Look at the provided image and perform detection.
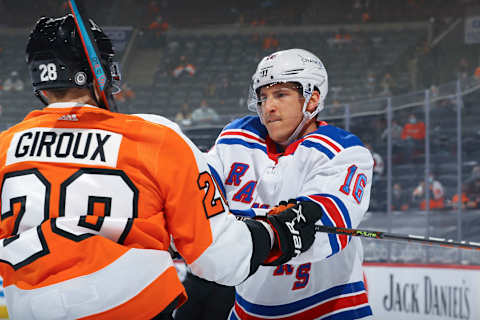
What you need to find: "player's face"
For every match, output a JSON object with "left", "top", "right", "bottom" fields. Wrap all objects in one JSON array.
[{"left": 259, "top": 83, "right": 305, "bottom": 144}]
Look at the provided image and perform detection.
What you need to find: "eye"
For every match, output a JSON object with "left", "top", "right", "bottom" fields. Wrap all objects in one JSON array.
[
  {"left": 258, "top": 96, "right": 267, "bottom": 106},
  {"left": 275, "top": 92, "right": 286, "bottom": 99}
]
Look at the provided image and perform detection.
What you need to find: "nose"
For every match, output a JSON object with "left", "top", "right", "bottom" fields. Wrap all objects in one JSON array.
[{"left": 262, "top": 96, "right": 276, "bottom": 113}]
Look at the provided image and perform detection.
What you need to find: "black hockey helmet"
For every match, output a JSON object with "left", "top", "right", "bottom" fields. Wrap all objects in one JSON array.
[{"left": 26, "top": 14, "right": 120, "bottom": 109}]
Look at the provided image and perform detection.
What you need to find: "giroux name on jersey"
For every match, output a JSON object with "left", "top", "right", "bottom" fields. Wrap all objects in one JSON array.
[
  {"left": 6, "top": 128, "right": 123, "bottom": 167},
  {"left": 15, "top": 131, "right": 110, "bottom": 161}
]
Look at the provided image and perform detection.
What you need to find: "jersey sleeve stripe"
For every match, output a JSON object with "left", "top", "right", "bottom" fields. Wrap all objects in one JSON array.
[
  {"left": 318, "top": 194, "right": 353, "bottom": 228},
  {"left": 307, "top": 134, "right": 342, "bottom": 152},
  {"left": 233, "top": 281, "right": 370, "bottom": 319},
  {"left": 298, "top": 196, "right": 339, "bottom": 254},
  {"left": 229, "top": 310, "right": 240, "bottom": 320},
  {"left": 305, "top": 194, "right": 353, "bottom": 252},
  {"left": 220, "top": 130, "right": 265, "bottom": 144},
  {"left": 217, "top": 138, "right": 267, "bottom": 154},
  {"left": 299, "top": 141, "right": 335, "bottom": 159}
]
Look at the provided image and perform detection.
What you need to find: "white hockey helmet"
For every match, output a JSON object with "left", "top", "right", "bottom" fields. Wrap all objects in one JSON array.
[
  {"left": 248, "top": 48, "right": 328, "bottom": 114},
  {"left": 247, "top": 48, "right": 328, "bottom": 144}
]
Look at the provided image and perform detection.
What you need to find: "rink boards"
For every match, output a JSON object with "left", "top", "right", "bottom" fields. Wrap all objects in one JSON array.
[{"left": 364, "top": 263, "right": 480, "bottom": 320}]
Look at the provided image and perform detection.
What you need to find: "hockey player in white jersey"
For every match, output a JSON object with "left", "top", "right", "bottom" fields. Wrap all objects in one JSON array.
[{"left": 207, "top": 48, "right": 374, "bottom": 319}]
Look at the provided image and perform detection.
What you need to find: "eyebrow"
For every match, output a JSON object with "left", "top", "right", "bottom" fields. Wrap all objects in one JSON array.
[{"left": 260, "top": 87, "right": 294, "bottom": 95}]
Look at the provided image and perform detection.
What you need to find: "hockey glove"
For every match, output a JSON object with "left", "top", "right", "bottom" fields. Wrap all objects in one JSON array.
[{"left": 257, "top": 199, "right": 321, "bottom": 266}]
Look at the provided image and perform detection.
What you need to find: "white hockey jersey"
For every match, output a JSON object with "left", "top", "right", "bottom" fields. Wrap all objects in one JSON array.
[{"left": 207, "top": 116, "right": 374, "bottom": 320}]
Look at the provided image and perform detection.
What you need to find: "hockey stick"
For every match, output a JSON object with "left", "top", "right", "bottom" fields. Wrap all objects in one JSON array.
[
  {"left": 68, "top": 0, "right": 116, "bottom": 111},
  {"left": 315, "top": 225, "right": 480, "bottom": 251}
]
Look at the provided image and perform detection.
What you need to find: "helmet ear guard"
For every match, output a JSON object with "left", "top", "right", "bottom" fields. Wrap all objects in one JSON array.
[{"left": 25, "top": 14, "right": 119, "bottom": 110}]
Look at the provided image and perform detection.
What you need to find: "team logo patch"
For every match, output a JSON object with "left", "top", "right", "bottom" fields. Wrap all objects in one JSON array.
[{"left": 74, "top": 72, "right": 87, "bottom": 86}]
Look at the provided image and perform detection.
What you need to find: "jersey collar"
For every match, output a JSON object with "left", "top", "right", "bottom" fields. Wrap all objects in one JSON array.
[
  {"left": 265, "top": 121, "right": 329, "bottom": 162},
  {"left": 47, "top": 102, "right": 99, "bottom": 109}
]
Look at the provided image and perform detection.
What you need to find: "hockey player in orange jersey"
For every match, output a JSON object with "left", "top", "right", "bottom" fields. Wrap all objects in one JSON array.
[{"left": 0, "top": 15, "right": 322, "bottom": 319}]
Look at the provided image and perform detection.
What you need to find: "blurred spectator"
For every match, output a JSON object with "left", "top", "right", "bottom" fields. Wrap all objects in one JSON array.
[
  {"left": 366, "top": 143, "right": 384, "bottom": 179},
  {"left": 474, "top": 66, "right": 480, "bottom": 82},
  {"left": 464, "top": 165, "right": 480, "bottom": 209},
  {"left": 411, "top": 173, "right": 445, "bottom": 210},
  {"left": 473, "top": 66, "right": 480, "bottom": 80},
  {"left": 191, "top": 99, "right": 219, "bottom": 124},
  {"left": 379, "top": 72, "right": 396, "bottom": 96},
  {"left": 149, "top": 15, "right": 169, "bottom": 35},
  {"left": 250, "top": 18, "right": 266, "bottom": 27},
  {"left": 3, "top": 71, "right": 24, "bottom": 92},
  {"left": 381, "top": 119, "right": 403, "bottom": 143},
  {"left": 401, "top": 114, "right": 425, "bottom": 140},
  {"left": 365, "top": 71, "right": 376, "bottom": 97},
  {"left": 172, "top": 56, "right": 196, "bottom": 79},
  {"left": 401, "top": 113, "right": 425, "bottom": 162},
  {"left": 429, "top": 84, "right": 439, "bottom": 99},
  {"left": 114, "top": 83, "right": 135, "bottom": 104},
  {"left": 175, "top": 103, "right": 192, "bottom": 126},
  {"left": 262, "top": 33, "right": 279, "bottom": 51},
  {"left": 330, "top": 28, "right": 353, "bottom": 48},
  {"left": 451, "top": 185, "right": 471, "bottom": 210},
  {"left": 361, "top": 12, "right": 371, "bottom": 23},
  {"left": 147, "top": 0, "right": 161, "bottom": 17},
  {"left": 217, "top": 76, "right": 231, "bottom": 100},
  {"left": 147, "top": 15, "right": 169, "bottom": 47},
  {"left": 392, "top": 183, "right": 409, "bottom": 211}
]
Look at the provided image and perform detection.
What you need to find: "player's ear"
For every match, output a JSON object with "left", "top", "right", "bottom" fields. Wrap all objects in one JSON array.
[{"left": 306, "top": 91, "right": 320, "bottom": 113}]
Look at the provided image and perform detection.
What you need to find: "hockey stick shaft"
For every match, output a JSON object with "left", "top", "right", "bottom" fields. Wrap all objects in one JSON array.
[
  {"left": 315, "top": 225, "right": 480, "bottom": 251},
  {"left": 68, "top": 0, "right": 113, "bottom": 110}
]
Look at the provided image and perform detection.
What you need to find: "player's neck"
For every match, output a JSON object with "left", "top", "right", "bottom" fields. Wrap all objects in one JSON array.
[{"left": 45, "top": 92, "right": 98, "bottom": 107}]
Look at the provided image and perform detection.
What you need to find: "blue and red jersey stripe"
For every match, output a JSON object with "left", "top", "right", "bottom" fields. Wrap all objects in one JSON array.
[{"left": 229, "top": 281, "right": 371, "bottom": 320}]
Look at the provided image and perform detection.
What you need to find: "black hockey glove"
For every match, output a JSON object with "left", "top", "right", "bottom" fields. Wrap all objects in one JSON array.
[{"left": 257, "top": 199, "right": 322, "bottom": 266}]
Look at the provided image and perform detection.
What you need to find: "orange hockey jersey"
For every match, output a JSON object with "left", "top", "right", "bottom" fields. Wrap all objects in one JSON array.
[{"left": 0, "top": 103, "right": 262, "bottom": 319}]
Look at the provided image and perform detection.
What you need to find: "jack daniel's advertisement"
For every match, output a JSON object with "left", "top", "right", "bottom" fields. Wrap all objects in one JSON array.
[{"left": 364, "top": 264, "right": 480, "bottom": 320}]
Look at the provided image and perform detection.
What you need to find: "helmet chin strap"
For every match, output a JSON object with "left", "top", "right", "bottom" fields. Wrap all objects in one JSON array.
[
  {"left": 280, "top": 93, "right": 318, "bottom": 147},
  {"left": 35, "top": 90, "right": 49, "bottom": 106}
]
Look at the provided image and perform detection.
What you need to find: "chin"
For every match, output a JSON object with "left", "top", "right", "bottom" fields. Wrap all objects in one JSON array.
[{"left": 269, "top": 134, "right": 288, "bottom": 145}]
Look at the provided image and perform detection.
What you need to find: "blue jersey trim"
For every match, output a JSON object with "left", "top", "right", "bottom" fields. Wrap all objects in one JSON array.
[
  {"left": 229, "top": 310, "right": 239, "bottom": 320},
  {"left": 300, "top": 194, "right": 352, "bottom": 257},
  {"left": 323, "top": 305, "right": 373, "bottom": 320},
  {"left": 223, "top": 116, "right": 267, "bottom": 139},
  {"left": 318, "top": 193, "right": 352, "bottom": 228},
  {"left": 312, "top": 125, "right": 364, "bottom": 149},
  {"left": 230, "top": 208, "right": 256, "bottom": 218},
  {"left": 300, "top": 140, "right": 335, "bottom": 159},
  {"left": 235, "top": 281, "right": 367, "bottom": 316},
  {"left": 208, "top": 164, "right": 227, "bottom": 200},
  {"left": 217, "top": 138, "right": 267, "bottom": 153},
  {"left": 298, "top": 195, "right": 338, "bottom": 255}
]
